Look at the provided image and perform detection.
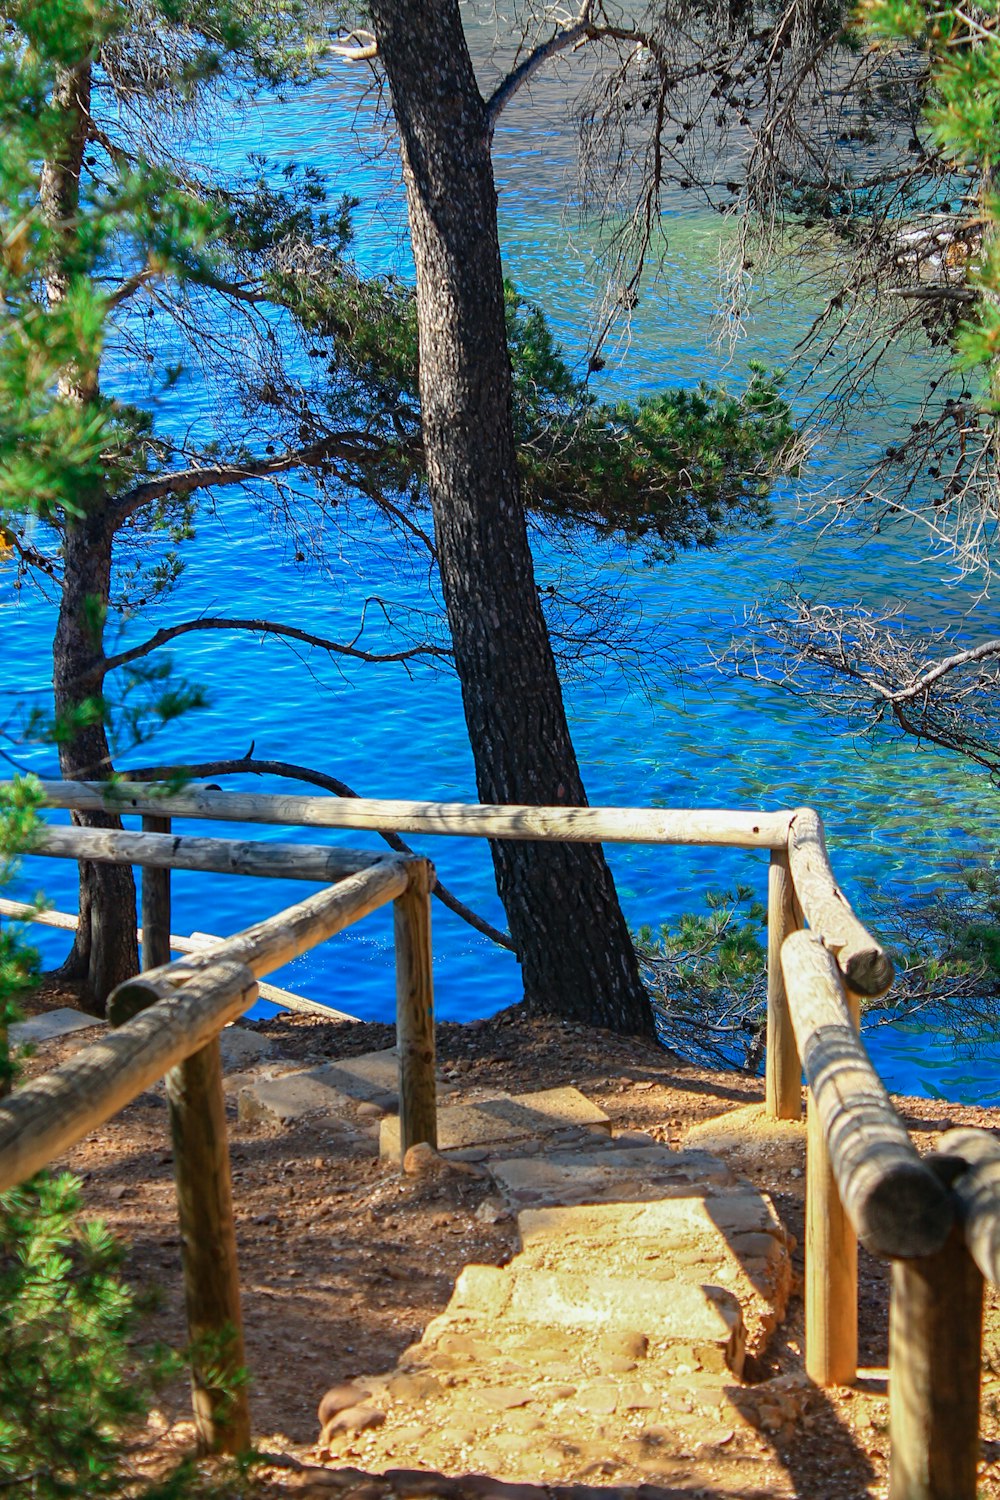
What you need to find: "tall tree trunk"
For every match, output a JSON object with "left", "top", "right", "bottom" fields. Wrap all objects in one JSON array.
[
  {"left": 51, "top": 518, "right": 139, "bottom": 1011},
  {"left": 369, "top": 1, "right": 654, "bottom": 1035},
  {"left": 42, "top": 58, "right": 138, "bottom": 1011}
]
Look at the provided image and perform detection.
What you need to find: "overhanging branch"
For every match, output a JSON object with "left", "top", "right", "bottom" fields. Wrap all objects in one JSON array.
[
  {"left": 331, "top": 28, "right": 378, "bottom": 61},
  {"left": 97, "top": 615, "right": 451, "bottom": 681},
  {"left": 122, "top": 754, "right": 516, "bottom": 953},
  {"left": 110, "top": 432, "right": 388, "bottom": 524},
  {"left": 486, "top": 3, "right": 596, "bottom": 128}
]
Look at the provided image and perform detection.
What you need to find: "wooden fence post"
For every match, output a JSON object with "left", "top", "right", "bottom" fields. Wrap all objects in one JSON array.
[
  {"left": 889, "top": 1166, "right": 982, "bottom": 1500},
  {"left": 110, "top": 937, "right": 251, "bottom": 1454},
  {"left": 166, "top": 1038, "right": 251, "bottom": 1454},
  {"left": 766, "top": 848, "right": 801, "bottom": 1120},
  {"left": 394, "top": 858, "right": 437, "bottom": 1159},
  {"left": 805, "top": 987, "right": 860, "bottom": 1387},
  {"left": 141, "top": 814, "right": 171, "bottom": 970}
]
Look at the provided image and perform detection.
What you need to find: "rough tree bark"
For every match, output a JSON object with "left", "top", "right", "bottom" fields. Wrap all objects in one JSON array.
[
  {"left": 42, "top": 59, "right": 139, "bottom": 1010},
  {"left": 368, "top": 0, "right": 654, "bottom": 1034}
]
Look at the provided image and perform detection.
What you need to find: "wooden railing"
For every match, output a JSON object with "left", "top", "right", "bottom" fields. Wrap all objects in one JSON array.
[
  {"left": 0, "top": 822, "right": 438, "bottom": 1456},
  {"left": 0, "top": 778, "right": 992, "bottom": 1495}
]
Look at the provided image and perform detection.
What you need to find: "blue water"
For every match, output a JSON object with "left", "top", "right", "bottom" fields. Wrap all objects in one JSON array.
[{"left": 2, "top": 38, "right": 998, "bottom": 1103}]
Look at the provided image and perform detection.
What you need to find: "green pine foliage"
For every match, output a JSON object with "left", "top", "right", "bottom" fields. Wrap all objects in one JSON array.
[
  {"left": 0, "top": 1173, "right": 143, "bottom": 1499},
  {"left": 635, "top": 886, "right": 769, "bottom": 1070},
  {"left": 278, "top": 257, "right": 798, "bottom": 556},
  {"left": 0, "top": 777, "right": 43, "bottom": 1093},
  {"left": 520, "top": 361, "right": 794, "bottom": 560},
  {"left": 0, "top": 782, "right": 138, "bottom": 1499}
]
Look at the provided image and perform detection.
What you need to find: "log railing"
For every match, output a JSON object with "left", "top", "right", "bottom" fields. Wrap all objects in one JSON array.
[
  {"left": 0, "top": 779, "right": 993, "bottom": 1494},
  {"left": 0, "top": 836, "right": 436, "bottom": 1455}
]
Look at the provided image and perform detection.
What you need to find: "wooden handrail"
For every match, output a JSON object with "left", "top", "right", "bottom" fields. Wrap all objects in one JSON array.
[
  {"left": 0, "top": 898, "right": 359, "bottom": 1021},
  {"left": 10, "top": 775, "right": 999, "bottom": 1491},
  {"left": 782, "top": 931, "right": 951, "bottom": 1259},
  {"left": 28, "top": 779, "right": 795, "bottom": 848},
  {"left": 787, "top": 808, "right": 894, "bottom": 996},
  {"left": 0, "top": 862, "right": 412, "bottom": 1188},
  {"left": 0, "top": 855, "right": 433, "bottom": 1454},
  {"left": 16, "top": 780, "right": 895, "bottom": 1132},
  {"left": 109, "top": 860, "right": 412, "bottom": 1013},
  {"left": 0, "top": 959, "right": 257, "bottom": 1193},
  {"left": 30, "top": 824, "right": 391, "bottom": 882},
  {"left": 936, "top": 1128, "right": 1000, "bottom": 1285}
]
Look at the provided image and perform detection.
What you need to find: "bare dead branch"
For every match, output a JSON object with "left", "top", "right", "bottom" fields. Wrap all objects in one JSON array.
[
  {"left": 725, "top": 598, "right": 1000, "bottom": 777},
  {"left": 331, "top": 29, "right": 378, "bottom": 61}
]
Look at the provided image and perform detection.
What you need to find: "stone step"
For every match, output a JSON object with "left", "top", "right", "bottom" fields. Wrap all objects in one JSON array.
[
  {"left": 516, "top": 1193, "right": 787, "bottom": 1253},
  {"left": 217, "top": 1026, "right": 275, "bottom": 1072},
  {"left": 314, "top": 1102, "right": 798, "bottom": 1490},
  {"left": 380, "top": 1087, "right": 611, "bottom": 1163},
  {"left": 238, "top": 1065, "right": 361, "bottom": 1126},
  {"left": 333, "top": 1046, "right": 399, "bottom": 1096},
  {"left": 489, "top": 1145, "right": 736, "bottom": 1208},
  {"left": 434, "top": 1261, "right": 745, "bottom": 1374},
  {"left": 512, "top": 1196, "right": 792, "bottom": 1360},
  {"left": 9, "top": 1007, "right": 106, "bottom": 1044}
]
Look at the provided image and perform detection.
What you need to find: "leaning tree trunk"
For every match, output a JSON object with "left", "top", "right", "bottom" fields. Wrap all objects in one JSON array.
[
  {"left": 51, "top": 517, "right": 139, "bottom": 1012},
  {"left": 42, "top": 58, "right": 138, "bottom": 1012},
  {"left": 369, "top": 1, "right": 654, "bottom": 1035}
]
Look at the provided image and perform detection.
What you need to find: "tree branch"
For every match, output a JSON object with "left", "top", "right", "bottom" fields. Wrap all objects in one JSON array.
[
  {"left": 486, "top": 3, "right": 595, "bottom": 128},
  {"left": 870, "top": 638, "right": 1000, "bottom": 702},
  {"left": 331, "top": 28, "right": 378, "bottom": 61},
  {"left": 110, "top": 432, "right": 388, "bottom": 524},
  {"left": 96, "top": 615, "right": 451, "bottom": 680},
  {"left": 1, "top": 527, "right": 61, "bottom": 580},
  {"left": 104, "top": 265, "right": 156, "bottom": 310},
  {"left": 122, "top": 754, "right": 516, "bottom": 952}
]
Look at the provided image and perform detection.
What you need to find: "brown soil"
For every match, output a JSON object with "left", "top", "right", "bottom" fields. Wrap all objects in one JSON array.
[{"left": 16, "top": 978, "right": 1000, "bottom": 1499}]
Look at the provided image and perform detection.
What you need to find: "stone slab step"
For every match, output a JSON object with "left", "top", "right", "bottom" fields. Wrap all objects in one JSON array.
[
  {"left": 380, "top": 1087, "right": 611, "bottom": 1163},
  {"left": 333, "top": 1047, "right": 399, "bottom": 1096},
  {"left": 237, "top": 1046, "right": 409, "bottom": 1127},
  {"left": 10, "top": 1007, "right": 106, "bottom": 1044},
  {"left": 512, "top": 1195, "right": 793, "bottom": 1361},
  {"left": 217, "top": 1026, "right": 275, "bottom": 1072},
  {"left": 238, "top": 1065, "right": 359, "bottom": 1125},
  {"left": 489, "top": 1145, "right": 736, "bottom": 1208},
  {"left": 517, "top": 1192, "right": 788, "bottom": 1254},
  {"left": 441, "top": 1261, "right": 744, "bottom": 1374}
]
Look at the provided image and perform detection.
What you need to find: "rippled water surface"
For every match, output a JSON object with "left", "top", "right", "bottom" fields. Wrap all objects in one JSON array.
[{"left": 3, "top": 27, "right": 999, "bottom": 1102}]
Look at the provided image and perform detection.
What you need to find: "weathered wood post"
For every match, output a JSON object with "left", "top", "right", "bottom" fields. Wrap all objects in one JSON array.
[
  {"left": 782, "top": 933, "right": 953, "bottom": 1390},
  {"left": 141, "top": 814, "right": 171, "bottom": 970},
  {"left": 109, "top": 963, "right": 251, "bottom": 1454},
  {"left": 804, "top": 983, "right": 860, "bottom": 1388},
  {"left": 888, "top": 1128, "right": 1000, "bottom": 1500},
  {"left": 888, "top": 1217, "right": 982, "bottom": 1500},
  {"left": 165, "top": 1034, "right": 251, "bottom": 1453},
  {"left": 394, "top": 857, "right": 437, "bottom": 1159},
  {"left": 766, "top": 848, "right": 801, "bottom": 1120}
]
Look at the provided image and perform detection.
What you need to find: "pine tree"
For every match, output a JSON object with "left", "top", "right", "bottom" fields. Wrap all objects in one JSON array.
[{"left": 1, "top": 0, "right": 794, "bottom": 1021}]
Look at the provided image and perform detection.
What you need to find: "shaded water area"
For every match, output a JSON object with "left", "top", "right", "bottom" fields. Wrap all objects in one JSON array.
[{"left": 3, "top": 18, "right": 999, "bottom": 1101}]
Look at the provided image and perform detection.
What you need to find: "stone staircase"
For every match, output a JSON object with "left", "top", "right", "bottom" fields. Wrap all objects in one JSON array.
[
  {"left": 270, "top": 1051, "right": 801, "bottom": 1494},
  {"left": 18, "top": 1017, "right": 805, "bottom": 1492}
]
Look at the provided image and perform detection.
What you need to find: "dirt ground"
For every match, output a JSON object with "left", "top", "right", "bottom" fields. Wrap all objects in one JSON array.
[{"left": 15, "top": 979, "right": 1000, "bottom": 1499}]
